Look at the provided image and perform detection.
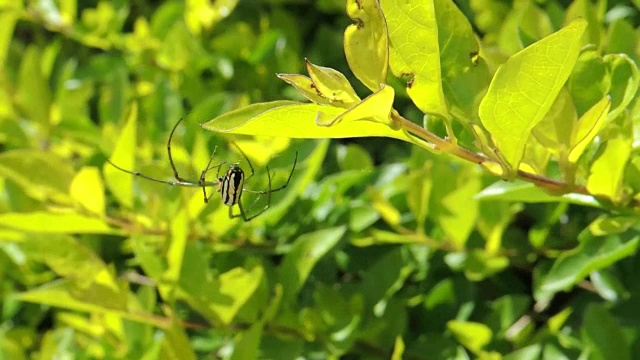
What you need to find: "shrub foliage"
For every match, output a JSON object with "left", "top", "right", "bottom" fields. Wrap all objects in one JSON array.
[{"left": 1, "top": 0, "right": 640, "bottom": 359}]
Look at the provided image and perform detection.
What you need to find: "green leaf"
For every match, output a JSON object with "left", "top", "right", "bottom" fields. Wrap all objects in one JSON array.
[
  {"left": 0, "top": 212, "right": 112, "bottom": 234},
  {"left": 21, "top": 234, "right": 108, "bottom": 288},
  {"left": 532, "top": 89, "right": 577, "bottom": 155},
  {"left": 212, "top": 266, "right": 264, "bottom": 325},
  {"left": 360, "top": 247, "right": 414, "bottom": 315},
  {"left": 163, "top": 209, "right": 188, "bottom": 288},
  {"left": 590, "top": 270, "right": 627, "bottom": 302},
  {"left": 447, "top": 320, "right": 493, "bottom": 354},
  {"left": 16, "top": 46, "right": 52, "bottom": 125},
  {"left": 279, "top": 227, "right": 346, "bottom": 304},
  {"left": 337, "top": 144, "right": 374, "bottom": 171},
  {"left": 582, "top": 304, "right": 630, "bottom": 360},
  {"left": 0, "top": 3, "right": 19, "bottom": 68},
  {"left": 568, "top": 50, "right": 609, "bottom": 116},
  {"left": 435, "top": 0, "right": 491, "bottom": 120},
  {"left": 504, "top": 345, "right": 542, "bottom": 360},
  {"left": 604, "top": 54, "right": 640, "bottom": 122},
  {"left": 565, "top": 0, "right": 601, "bottom": 47},
  {"left": 537, "top": 230, "right": 639, "bottom": 298},
  {"left": 159, "top": 322, "right": 197, "bottom": 360},
  {"left": 588, "top": 215, "right": 640, "bottom": 236},
  {"left": 432, "top": 165, "right": 481, "bottom": 248},
  {"left": 305, "top": 60, "right": 360, "bottom": 105},
  {"left": 476, "top": 180, "right": 602, "bottom": 208},
  {"left": 0, "top": 149, "right": 74, "bottom": 202},
  {"left": 231, "top": 323, "right": 263, "bottom": 360},
  {"left": 407, "top": 161, "right": 432, "bottom": 232},
  {"left": 104, "top": 102, "right": 138, "bottom": 208},
  {"left": 201, "top": 101, "right": 415, "bottom": 142},
  {"left": 380, "top": 0, "right": 449, "bottom": 119},
  {"left": 16, "top": 278, "right": 157, "bottom": 327},
  {"left": 344, "top": 0, "right": 388, "bottom": 91},
  {"left": 479, "top": 19, "right": 587, "bottom": 172}
]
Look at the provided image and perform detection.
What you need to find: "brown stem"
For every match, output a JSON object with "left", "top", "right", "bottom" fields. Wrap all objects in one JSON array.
[{"left": 391, "top": 112, "right": 617, "bottom": 200}]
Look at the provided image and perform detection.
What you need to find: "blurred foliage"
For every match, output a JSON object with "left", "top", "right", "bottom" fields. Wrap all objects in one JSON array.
[{"left": 1, "top": 0, "right": 640, "bottom": 359}]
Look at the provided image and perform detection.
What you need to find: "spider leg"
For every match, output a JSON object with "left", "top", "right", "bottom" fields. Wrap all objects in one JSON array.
[
  {"left": 166, "top": 116, "right": 189, "bottom": 182},
  {"left": 106, "top": 159, "right": 203, "bottom": 187},
  {"left": 243, "top": 150, "right": 298, "bottom": 195},
  {"left": 232, "top": 142, "right": 255, "bottom": 179},
  {"left": 238, "top": 165, "right": 272, "bottom": 221},
  {"left": 198, "top": 145, "right": 226, "bottom": 203}
]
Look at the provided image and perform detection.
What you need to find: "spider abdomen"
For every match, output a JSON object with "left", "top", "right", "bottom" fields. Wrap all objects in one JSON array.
[{"left": 221, "top": 167, "right": 244, "bottom": 206}]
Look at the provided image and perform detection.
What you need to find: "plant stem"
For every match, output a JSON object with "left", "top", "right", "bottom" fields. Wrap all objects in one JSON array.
[{"left": 391, "top": 112, "right": 593, "bottom": 196}]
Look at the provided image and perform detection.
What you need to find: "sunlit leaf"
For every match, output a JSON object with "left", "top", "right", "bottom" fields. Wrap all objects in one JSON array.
[
  {"left": 0, "top": 212, "right": 112, "bottom": 234},
  {"left": 586, "top": 133, "right": 631, "bottom": 202},
  {"left": 70, "top": 167, "right": 106, "bottom": 216},
  {"left": 380, "top": 0, "right": 449, "bottom": 120},
  {"left": 344, "top": 0, "right": 388, "bottom": 91},
  {"left": 201, "top": 101, "right": 415, "bottom": 143},
  {"left": 211, "top": 265, "right": 264, "bottom": 325},
  {"left": 21, "top": 234, "right": 107, "bottom": 288},
  {"left": 447, "top": 320, "right": 493, "bottom": 353},
  {"left": 104, "top": 102, "right": 137, "bottom": 208},
  {"left": 277, "top": 74, "right": 335, "bottom": 106},
  {"left": 568, "top": 96, "right": 610, "bottom": 163},
  {"left": 305, "top": 60, "right": 360, "bottom": 105},
  {"left": 391, "top": 336, "right": 405, "bottom": 360},
  {"left": 479, "top": 19, "right": 587, "bottom": 172},
  {"left": 532, "top": 89, "right": 577, "bottom": 155}
]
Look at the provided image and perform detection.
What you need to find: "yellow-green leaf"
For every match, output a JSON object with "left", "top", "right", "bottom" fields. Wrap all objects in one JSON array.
[
  {"left": 17, "top": 46, "right": 52, "bottom": 125},
  {"left": 447, "top": 320, "right": 493, "bottom": 354},
  {"left": 344, "top": 0, "right": 388, "bottom": 91},
  {"left": 380, "top": 0, "right": 449, "bottom": 120},
  {"left": 316, "top": 84, "right": 395, "bottom": 127},
  {"left": 568, "top": 96, "right": 610, "bottom": 163},
  {"left": 0, "top": 212, "right": 112, "bottom": 234},
  {"left": 305, "top": 60, "right": 360, "bottom": 105},
  {"left": 104, "top": 102, "right": 137, "bottom": 208},
  {"left": 201, "top": 101, "right": 415, "bottom": 143},
  {"left": 70, "top": 167, "right": 106, "bottom": 215},
  {"left": 277, "top": 73, "right": 333, "bottom": 106},
  {"left": 0, "top": 149, "right": 74, "bottom": 202},
  {"left": 0, "top": 4, "right": 19, "bottom": 68},
  {"left": 211, "top": 266, "right": 264, "bottom": 325},
  {"left": 587, "top": 136, "right": 631, "bottom": 202},
  {"left": 391, "top": 336, "right": 405, "bottom": 360},
  {"left": 479, "top": 19, "right": 587, "bottom": 172}
]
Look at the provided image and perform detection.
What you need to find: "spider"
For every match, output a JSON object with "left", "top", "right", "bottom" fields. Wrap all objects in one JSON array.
[{"left": 106, "top": 117, "right": 298, "bottom": 221}]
